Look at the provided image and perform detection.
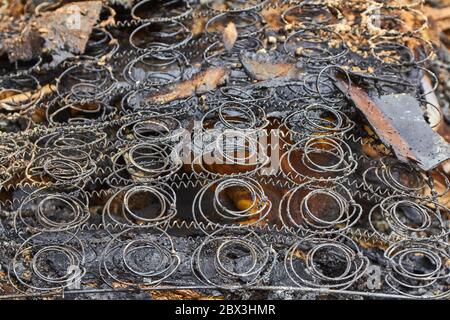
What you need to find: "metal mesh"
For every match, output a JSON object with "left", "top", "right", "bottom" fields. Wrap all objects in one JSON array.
[{"left": 0, "top": 0, "right": 448, "bottom": 300}]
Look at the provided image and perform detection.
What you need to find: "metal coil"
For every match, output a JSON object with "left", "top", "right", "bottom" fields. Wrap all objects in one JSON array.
[
  {"left": 281, "top": 2, "right": 344, "bottom": 28},
  {"left": 282, "top": 103, "right": 354, "bottom": 140},
  {"left": 0, "top": 136, "right": 27, "bottom": 166},
  {"left": 0, "top": 0, "right": 447, "bottom": 300},
  {"left": 102, "top": 182, "right": 177, "bottom": 229},
  {"left": 9, "top": 231, "right": 86, "bottom": 293},
  {"left": 129, "top": 21, "right": 193, "bottom": 52},
  {"left": 192, "top": 177, "right": 271, "bottom": 234},
  {"left": 33, "top": 129, "right": 107, "bottom": 153},
  {"left": 204, "top": 37, "right": 262, "bottom": 67},
  {"left": 191, "top": 129, "right": 270, "bottom": 179},
  {"left": 0, "top": 75, "right": 42, "bottom": 113},
  {"left": 0, "top": 56, "right": 42, "bottom": 79},
  {"left": 284, "top": 26, "right": 348, "bottom": 63},
  {"left": 123, "top": 50, "right": 188, "bottom": 86},
  {"left": 202, "top": 0, "right": 269, "bottom": 13},
  {"left": 384, "top": 240, "right": 450, "bottom": 298},
  {"left": 120, "top": 88, "right": 194, "bottom": 116},
  {"left": 109, "top": 142, "right": 182, "bottom": 183},
  {"left": 45, "top": 99, "right": 115, "bottom": 126},
  {"left": 14, "top": 186, "right": 90, "bottom": 237},
  {"left": 191, "top": 228, "right": 276, "bottom": 289},
  {"left": 285, "top": 234, "right": 369, "bottom": 290},
  {"left": 369, "top": 196, "right": 449, "bottom": 242},
  {"left": 131, "top": 0, "right": 193, "bottom": 23},
  {"left": 369, "top": 35, "right": 435, "bottom": 70},
  {"left": 56, "top": 63, "right": 117, "bottom": 101},
  {"left": 25, "top": 149, "right": 97, "bottom": 187},
  {"left": 364, "top": 6, "right": 428, "bottom": 37},
  {"left": 278, "top": 182, "right": 362, "bottom": 234},
  {"left": 200, "top": 100, "right": 269, "bottom": 131},
  {"left": 116, "top": 114, "right": 185, "bottom": 145},
  {"left": 205, "top": 11, "right": 264, "bottom": 37},
  {"left": 77, "top": 27, "right": 119, "bottom": 61},
  {"left": 99, "top": 227, "right": 180, "bottom": 287},
  {"left": 280, "top": 136, "right": 357, "bottom": 183}
]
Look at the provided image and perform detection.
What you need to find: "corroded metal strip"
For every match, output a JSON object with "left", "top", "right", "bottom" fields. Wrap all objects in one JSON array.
[{"left": 336, "top": 79, "right": 450, "bottom": 171}]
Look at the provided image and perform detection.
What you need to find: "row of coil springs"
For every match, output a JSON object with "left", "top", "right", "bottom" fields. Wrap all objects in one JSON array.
[{"left": 0, "top": 0, "right": 448, "bottom": 299}]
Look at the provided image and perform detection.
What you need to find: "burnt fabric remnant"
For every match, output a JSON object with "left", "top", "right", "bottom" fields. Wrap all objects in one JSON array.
[{"left": 0, "top": 0, "right": 449, "bottom": 301}]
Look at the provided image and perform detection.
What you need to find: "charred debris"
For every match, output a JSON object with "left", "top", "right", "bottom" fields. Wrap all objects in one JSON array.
[{"left": 0, "top": 0, "right": 449, "bottom": 300}]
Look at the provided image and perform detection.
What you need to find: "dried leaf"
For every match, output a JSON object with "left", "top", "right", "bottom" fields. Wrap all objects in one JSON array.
[
  {"left": 222, "top": 22, "right": 237, "bottom": 52},
  {"left": 240, "top": 52, "right": 303, "bottom": 81},
  {"left": 147, "top": 67, "right": 230, "bottom": 104},
  {"left": 0, "top": 83, "right": 55, "bottom": 106}
]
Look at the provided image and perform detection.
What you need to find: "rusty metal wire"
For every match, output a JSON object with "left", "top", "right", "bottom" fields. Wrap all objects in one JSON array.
[{"left": 0, "top": 0, "right": 449, "bottom": 300}]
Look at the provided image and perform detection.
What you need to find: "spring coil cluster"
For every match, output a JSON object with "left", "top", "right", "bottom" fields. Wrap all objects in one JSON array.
[{"left": 0, "top": 0, "right": 448, "bottom": 299}]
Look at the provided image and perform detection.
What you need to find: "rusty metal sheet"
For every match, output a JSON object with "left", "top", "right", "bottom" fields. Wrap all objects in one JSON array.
[{"left": 337, "top": 80, "right": 450, "bottom": 171}]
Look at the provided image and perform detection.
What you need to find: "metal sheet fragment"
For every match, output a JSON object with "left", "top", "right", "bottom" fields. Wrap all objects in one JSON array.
[{"left": 337, "top": 80, "right": 450, "bottom": 171}]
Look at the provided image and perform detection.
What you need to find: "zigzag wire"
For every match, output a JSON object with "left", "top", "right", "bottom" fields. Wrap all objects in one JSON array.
[{"left": 0, "top": 0, "right": 448, "bottom": 299}]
